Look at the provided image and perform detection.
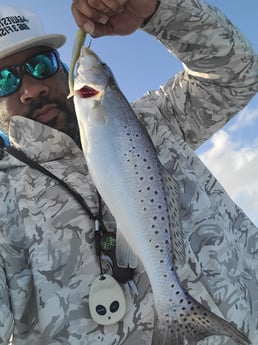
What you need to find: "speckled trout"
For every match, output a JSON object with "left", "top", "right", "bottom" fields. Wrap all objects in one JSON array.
[{"left": 72, "top": 47, "right": 249, "bottom": 345}]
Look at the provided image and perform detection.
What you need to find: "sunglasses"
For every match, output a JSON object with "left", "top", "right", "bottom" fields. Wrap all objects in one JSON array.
[{"left": 0, "top": 51, "right": 60, "bottom": 98}]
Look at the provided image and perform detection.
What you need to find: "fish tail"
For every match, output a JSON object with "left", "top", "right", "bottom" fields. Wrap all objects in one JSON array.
[
  {"left": 151, "top": 291, "right": 250, "bottom": 345},
  {"left": 151, "top": 313, "right": 184, "bottom": 345}
]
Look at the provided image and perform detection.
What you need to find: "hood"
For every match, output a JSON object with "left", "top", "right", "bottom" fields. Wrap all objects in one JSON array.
[{"left": 0, "top": 116, "right": 82, "bottom": 170}]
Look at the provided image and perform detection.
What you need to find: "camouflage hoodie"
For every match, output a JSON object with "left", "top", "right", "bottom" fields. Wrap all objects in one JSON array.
[{"left": 0, "top": 0, "right": 258, "bottom": 344}]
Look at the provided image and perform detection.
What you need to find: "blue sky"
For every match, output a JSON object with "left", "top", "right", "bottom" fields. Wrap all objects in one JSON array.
[{"left": 4, "top": 0, "right": 258, "bottom": 225}]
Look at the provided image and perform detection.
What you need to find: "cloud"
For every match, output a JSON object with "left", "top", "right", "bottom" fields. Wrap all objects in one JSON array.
[
  {"left": 228, "top": 106, "right": 258, "bottom": 132},
  {"left": 198, "top": 128, "right": 258, "bottom": 226}
]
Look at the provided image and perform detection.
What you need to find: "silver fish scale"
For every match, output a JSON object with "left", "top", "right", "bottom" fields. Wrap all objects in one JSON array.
[
  {"left": 109, "top": 81, "right": 185, "bottom": 268},
  {"left": 113, "top": 100, "right": 185, "bottom": 272},
  {"left": 162, "top": 171, "right": 185, "bottom": 266},
  {"left": 108, "top": 93, "right": 206, "bottom": 327},
  {"left": 114, "top": 112, "right": 176, "bottom": 270}
]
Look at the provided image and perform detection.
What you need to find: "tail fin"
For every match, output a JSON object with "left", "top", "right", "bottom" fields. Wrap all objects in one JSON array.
[{"left": 151, "top": 290, "right": 250, "bottom": 345}]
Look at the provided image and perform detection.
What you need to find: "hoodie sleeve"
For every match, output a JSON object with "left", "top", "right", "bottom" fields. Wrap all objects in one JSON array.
[
  {"left": 0, "top": 173, "right": 14, "bottom": 344},
  {"left": 0, "top": 259, "right": 14, "bottom": 344},
  {"left": 135, "top": 0, "right": 258, "bottom": 149}
]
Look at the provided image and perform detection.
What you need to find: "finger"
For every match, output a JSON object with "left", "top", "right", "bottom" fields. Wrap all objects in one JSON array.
[
  {"left": 72, "top": 1, "right": 109, "bottom": 27},
  {"left": 102, "top": 0, "right": 127, "bottom": 12},
  {"left": 86, "top": 21, "right": 114, "bottom": 38},
  {"left": 88, "top": 0, "right": 116, "bottom": 16},
  {"left": 71, "top": 3, "right": 86, "bottom": 28}
]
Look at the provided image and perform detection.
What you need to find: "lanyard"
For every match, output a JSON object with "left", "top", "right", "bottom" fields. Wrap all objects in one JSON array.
[
  {"left": 4, "top": 145, "right": 134, "bottom": 284},
  {"left": 4, "top": 145, "right": 135, "bottom": 326},
  {"left": 6, "top": 145, "right": 98, "bottom": 220}
]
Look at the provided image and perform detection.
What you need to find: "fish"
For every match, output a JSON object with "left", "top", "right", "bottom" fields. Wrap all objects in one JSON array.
[{"left": 72, "top": 46, "right": 250, "bottom": 345}]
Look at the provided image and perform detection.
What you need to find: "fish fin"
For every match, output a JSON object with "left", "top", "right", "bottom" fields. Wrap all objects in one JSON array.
[
  {"left": 115, "top": 227, "right": 138, "bottom": 268},
  {"left": 151, "top": 290, "right": 250, "bottom": 345},
  {"left": 161, "top": 166, "right": 185, "bottom": 267}
]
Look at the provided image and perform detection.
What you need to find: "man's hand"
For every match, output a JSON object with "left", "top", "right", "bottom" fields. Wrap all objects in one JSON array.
[{"left": 71, "top": 0, "right": 158, "bottom": 37}]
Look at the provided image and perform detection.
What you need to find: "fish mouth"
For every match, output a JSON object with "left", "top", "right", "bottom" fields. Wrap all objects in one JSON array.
[{"left": 76, "top": 85, "right": 99, "bottom": 98}]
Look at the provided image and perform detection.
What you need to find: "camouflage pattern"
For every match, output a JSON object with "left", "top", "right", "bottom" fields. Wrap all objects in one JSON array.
[{"left": 0, "top": 0, "right": 258, "bottom": 344}]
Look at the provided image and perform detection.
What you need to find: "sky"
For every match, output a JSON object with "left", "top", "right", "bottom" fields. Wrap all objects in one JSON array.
[{"left": 3, "top": 0, "right": 258, "bottom": 226}]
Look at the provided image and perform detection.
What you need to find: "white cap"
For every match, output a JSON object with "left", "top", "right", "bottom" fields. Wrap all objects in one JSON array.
[{"left": 0, "top": 5, "right": 66, "bottom": 59}]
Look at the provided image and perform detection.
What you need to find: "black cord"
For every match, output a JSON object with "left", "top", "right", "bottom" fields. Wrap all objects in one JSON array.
[
  {"left": 6, "top": 146, "right": 106, "bottom": 275},
  {"left": 5, "top": 145, "right": 135, "bottom": 283},
  {"left": 0, "top": 140, "right": 4, "bottom": 159},
  {"left": 6, "top": 146, "right": 96, "bottom": 220}
]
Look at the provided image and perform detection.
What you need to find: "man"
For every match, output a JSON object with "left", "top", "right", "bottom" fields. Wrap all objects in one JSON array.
[{"left": 0, "top": 0, "right": 257, "bottom": 344}]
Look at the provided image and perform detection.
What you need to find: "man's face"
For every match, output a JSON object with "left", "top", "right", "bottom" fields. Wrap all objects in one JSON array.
[{"left": 0, "top": 46, "right": 80, "bottom": 144}]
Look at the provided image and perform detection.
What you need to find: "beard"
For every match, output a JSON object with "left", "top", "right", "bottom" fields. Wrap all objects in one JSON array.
[{"left": 26, "top": 95, "right": 82, "bottom": 148}]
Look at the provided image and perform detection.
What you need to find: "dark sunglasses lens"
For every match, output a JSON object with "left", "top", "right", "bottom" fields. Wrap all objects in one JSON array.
[
  {"left": 0, "top": 51, "right": 59, "bottom": 97},
  {"left": 0, "top": 69, "right": 21, "bottom": 97},
  {"left": 26, "top": 52, "right": 59, "bottom": 79}
]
